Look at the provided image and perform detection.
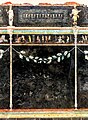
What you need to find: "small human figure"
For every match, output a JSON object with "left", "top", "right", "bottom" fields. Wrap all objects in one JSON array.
[
  {"left": 15, "top": 35, "right": 22, "bottom": 43},
  {"left": 48, "top": 36, "right": 51, "bottom": 42},
  {"left": 58, "top": 36, "right": 62, "bottom": 43},
  {"left": 21, "top": 35, "right": 26, "bottom": 43},
  {"left": 45, "top": 36, "right": 48, "bottom": 43},
  {"left": 0, "top": 35, "right": 8, "bottom": 43},
  {"left": 8, "top": 5, "right": 14, "bottom": 26},
  {"left": 32, "top": 35, "right": 35, "bottom": 43},
  {"left": 66, "top": 36, "right": 70, "bottom": 43},
  {"left": 28, "top": 35, "right": 32, "bottom": 42},
  {"left": 0, "top": 35, "right": 4, "bottom": 43},
  {"left": 71, "top": 5, "right": 81, "bottom": 26},
  {"left": 82, "top": 35, "right": 88, "bottom": 43},
  {"left": 84, "top": 35, "right": 88, "bottom": 42},
  {"left": 55, "top": 35, "right": 58, "bottom": 42},
  {"left": 36, "top": 35, "right": 41, "bottom": 43},
  {"left": 61, "top": 35, "right": 65, "bottom": 43},
  {"left": 42, "top": 35, "right": 45, "bottom": 43}
]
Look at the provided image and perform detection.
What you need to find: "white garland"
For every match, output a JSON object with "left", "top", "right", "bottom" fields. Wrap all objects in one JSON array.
[
  {"left": 13, "top": 47, "right": 75, "bottom": 64},
  {"left": 18, "top": 50, "right": 71, "bottom": 64},
  {"left": 1, "top": 47, "right": 88, "bottom": 62}
]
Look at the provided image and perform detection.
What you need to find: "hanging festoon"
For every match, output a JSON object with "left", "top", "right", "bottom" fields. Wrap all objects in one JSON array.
[
  {"left": 0, "top": 48, "right": 9, "bottom": 59},
  {"left": 12, "top": 47, "right": 74, "bottom": 64}
]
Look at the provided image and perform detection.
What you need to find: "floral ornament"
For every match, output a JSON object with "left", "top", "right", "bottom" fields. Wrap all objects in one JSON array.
[
  {"left": 25, "top": 57, "right": 30, "bottom": 62},
  {"left": 0, "top": 48, "right": 10, "bottom": 59},
  {"left": 19, "top": 50, "right": 26, "bottom": 59},
  {"left": 77, "top": 48, "right": 88, "bottom": 60},
  {"left": 67, "top": 52, "right": 71, "bottom": 58},
  {"left": 0, "top": 49, "right": 4, "bottom": 59},
  {"left": 84, "top": 51, "right": 88, "bottom": 60}
]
